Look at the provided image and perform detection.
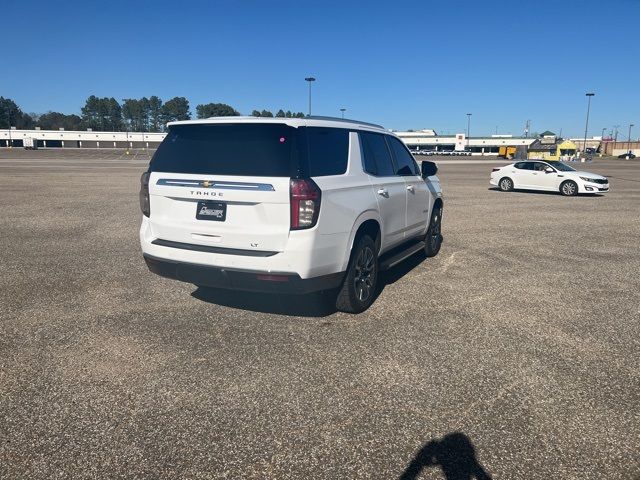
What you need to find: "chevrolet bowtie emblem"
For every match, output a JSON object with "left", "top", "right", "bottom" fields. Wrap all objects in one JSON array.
[{"left": 202, "top": 180, "right": 211, "bottom": 188}]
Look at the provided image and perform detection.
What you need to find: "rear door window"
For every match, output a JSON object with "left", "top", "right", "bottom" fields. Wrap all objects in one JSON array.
[
  {"left": 150, "top": 123, "right": 297, "bottom": 176},
  {"left": 301, "top": 127, "right": 349, "bottom": 177},
  {"left": 386, "top": 136, "right": 419, "bottom": 175},
  {"left": 360, "top": 132, "right": 395, "bottom": 176},
  {"left": 515, "top": 162, "right": 534, "bottom": 170}
]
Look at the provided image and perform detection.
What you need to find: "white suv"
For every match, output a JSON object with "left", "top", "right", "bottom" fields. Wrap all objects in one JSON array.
[{"left": 139, "top": 116, "right": 443, "bottom": 313}]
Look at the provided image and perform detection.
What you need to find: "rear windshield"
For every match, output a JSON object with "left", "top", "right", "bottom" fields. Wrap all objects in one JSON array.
[
  {"left": 150, "top": 123, "right": 298, "bottom": 177},
  {"left": 149, "top": 123, "right": 350, "bottom": 178}
]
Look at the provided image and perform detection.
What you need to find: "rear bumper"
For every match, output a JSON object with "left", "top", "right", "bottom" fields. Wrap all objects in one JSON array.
[{"left": 143, "top": 254, "right": 344, "bottom": 294}]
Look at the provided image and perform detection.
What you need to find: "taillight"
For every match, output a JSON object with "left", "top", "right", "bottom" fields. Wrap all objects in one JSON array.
[
  {"left": 492, "top": 168, "right": 500, "bottom": 172},
  {"left": 139, "top": 172, "right": 150, "bottom": 217},
  {"left": 290, "top": 178, "right": 321, "bottom": 230}
]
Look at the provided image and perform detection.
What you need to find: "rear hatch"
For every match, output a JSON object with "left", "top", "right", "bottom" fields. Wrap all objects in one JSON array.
[{"left": 147, "top": 123, "right": 300, "bottom": 254}]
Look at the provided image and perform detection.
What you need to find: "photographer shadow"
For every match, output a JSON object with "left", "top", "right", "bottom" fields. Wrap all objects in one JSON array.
[{"left": 399, "top": 432, "right": 492, "bottom": 480}]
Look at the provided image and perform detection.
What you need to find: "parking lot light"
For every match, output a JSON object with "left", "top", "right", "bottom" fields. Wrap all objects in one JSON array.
[
  {"left": 466, "top": 113, "right": 471, "bottom": 149},
  {"left": 583, "top": 93, "right": 595, "bottom": 156},
  {"left": 627, "top": 124, "right": 634, "bottom": 157},
  {"left": 304, "top": 77, "right": 316, "bottom": 116},
  {"left": 340, "top": 108, "right": 346, "bottom": 119}
]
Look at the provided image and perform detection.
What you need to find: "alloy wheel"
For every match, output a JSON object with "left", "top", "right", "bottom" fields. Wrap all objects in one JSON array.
[
  {"left": 353, "top": 246, "right": 375, "bottom": 302},
  {"left": 562, "top": 182, "right": 577, "bottom": 196}
]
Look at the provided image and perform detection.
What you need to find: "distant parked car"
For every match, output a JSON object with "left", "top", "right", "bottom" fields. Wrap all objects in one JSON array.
[
  {"left": 490, "top": 160, "right": 609, "bottom": 196},
  {"left": 618, "top": 152, "right": 636, "bottom": 159}
]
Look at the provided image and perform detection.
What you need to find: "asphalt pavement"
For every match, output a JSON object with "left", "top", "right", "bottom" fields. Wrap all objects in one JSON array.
[{"left": 1, "top": 149, "right": 639, "bottom": 479}]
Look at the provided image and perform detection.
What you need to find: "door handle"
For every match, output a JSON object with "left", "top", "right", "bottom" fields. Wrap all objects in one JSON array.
[
  {"left": 406, "top": 185, "right": 415, "bottom": 193},
  {"left": 377, "top": 188, "right": 389, "bottom": 198}
]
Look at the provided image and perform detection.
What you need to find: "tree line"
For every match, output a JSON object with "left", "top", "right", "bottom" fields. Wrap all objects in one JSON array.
[{"left": 1, "top": 96, "right": 307, "bottom": 132}]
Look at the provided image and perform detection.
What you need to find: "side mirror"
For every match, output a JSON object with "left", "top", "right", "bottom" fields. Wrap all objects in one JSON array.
[
  {"left": 545, "top": 167, "right": 554, "bottom": 173},
  {"left": 421, "top": 161, "right": 438, "bottom": 179}
]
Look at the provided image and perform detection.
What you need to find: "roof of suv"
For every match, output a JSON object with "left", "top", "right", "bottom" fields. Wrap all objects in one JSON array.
[{"left": 167, "top": 116, "right": 389, "bottom": 134}]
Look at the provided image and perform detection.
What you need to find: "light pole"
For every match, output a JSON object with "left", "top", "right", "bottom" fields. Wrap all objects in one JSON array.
[
  {"left": 340, "top": 108, "right": 346, "bottom": 119},
  {"left": 601, "top": 127, "right": 606, "bottom": 140},
  {"left": 613, "top": 125, "right": 620, "bottom": 143},
  {"left": 466, "top": 113, "right": 472, "bottom": 149},
  {"left": 6, "top": 107, "right": 12, "bottom": 148},
  {"left": 583, "top": 92, "right": 595, "bottom": 155},
  {"left": 304, "top": 77, "right": 316, "bottom": 116},
  {"left": 122, "top": 98, "right": 130, "bottom": 154},
  {"left": 627, "top": 124, "right": 634, "bottom": 157}
]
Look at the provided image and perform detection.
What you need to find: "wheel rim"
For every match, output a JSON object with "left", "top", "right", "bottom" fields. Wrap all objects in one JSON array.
[
  {"left": 501, "top": 179, "right": 511, "bottom": 190},
  {"left": 429, "top": 209, "right": 442, "bottom": 250},
  {"left": 563, "top": 182, "right": 576, "bottom": 195},
  {"left": 353, "top": 246, "right": 375, "bottom": 302}
]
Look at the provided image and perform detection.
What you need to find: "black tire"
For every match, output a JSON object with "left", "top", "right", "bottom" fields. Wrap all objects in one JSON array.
[
  {"left": 560, "top": 180, "right": 578, "bottom": 196},
  {"left": 424, "top": 205, "right": 443, "bottom": 258},
  {"left": 499, "top": 177, "right": 514, "bottom": 192},
  {"left": 336, "top": 235, "right": 378, "bottom": 314}
]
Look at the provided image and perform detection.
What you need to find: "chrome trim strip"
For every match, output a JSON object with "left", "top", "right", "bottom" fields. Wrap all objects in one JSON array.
[{"left": 156, "top": 178, "right": 275, "bottom": 191}]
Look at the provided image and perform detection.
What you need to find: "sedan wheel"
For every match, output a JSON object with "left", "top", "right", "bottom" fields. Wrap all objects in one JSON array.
[
  {"left": 561, "top": 180, "right": 578, "bottom": 196},
  {"left": 499, "top": 177, "right": 513, "bottom": 192}
]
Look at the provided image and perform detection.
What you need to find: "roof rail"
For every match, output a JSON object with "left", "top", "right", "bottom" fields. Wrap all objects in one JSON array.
[{"left": 304, "top": 115, "right": 385, "bottom": 130}]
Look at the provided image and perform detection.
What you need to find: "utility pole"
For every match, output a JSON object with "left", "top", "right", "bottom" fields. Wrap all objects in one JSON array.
[
  {"left": 466, "top": 113, "right": 472, "bottom": 149},
  {"left": 627, "top": 124, "right": 634, "bottom": 157}
]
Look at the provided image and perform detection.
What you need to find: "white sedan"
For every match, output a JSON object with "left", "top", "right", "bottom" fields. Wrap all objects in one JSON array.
[{"left": 490, "top": 160, "right": 609, "bottom": 196}]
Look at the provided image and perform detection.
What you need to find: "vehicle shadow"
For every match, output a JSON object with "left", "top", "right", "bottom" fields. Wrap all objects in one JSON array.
[
  {"left": 191, "top": 251, "right": 427, "bottom": 317},
  {"left": 399, "top": 432, "right": 492, "bottom": 480},
  {"left": 191, "top": 287, "right": 337, "bottom": 317},
  {"left": 488, "top": 187, "right": 603, "bottom": 197}
]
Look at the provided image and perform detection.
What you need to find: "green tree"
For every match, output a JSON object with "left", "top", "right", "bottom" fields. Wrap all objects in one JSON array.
[
  {"left": 36, "top": 112, "right": 82, "bottom": 130},
  {"left": 196, "top": 103, "right": 240, "bottom": 118},
  {"left": 122, "top": 98, "right": 150, "bottom": 131},
  {"left": 294, "top": 112, "right": 306, "bottom": 118},
  {"left": 260, "top": 109, "right": 273, "bottom": 118},
  {"left": 81, "top": 95, "right": 100, "bottom": 130},
  {"left": 81, "top": 96, "right": 121, "bottom": 131},
  {"left": 251, "top": 110, "right": 262, "bottom": 117},
  {"left": 161, "top": 97, "right": 191, "bottom": 124},
  {"left": 275, "top": 109, "right": 285, "bottom": 118},
  {"left": 121, "top": 98, "right": 138, "bottom": 131},
  {"left": 285, "top": 110, "right": 292, "bottom": 118},
  {"left": 106, "top": 97, "right": 122, "bottom": 131},
  {"left": 148, "top": 96, "right": 163, "bottom": 132},
  {"left": 0, "top": 97, "right": 34, "bottom": 129}
]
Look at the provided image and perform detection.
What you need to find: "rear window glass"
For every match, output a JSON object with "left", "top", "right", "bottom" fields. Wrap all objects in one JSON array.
[
  {"left": 514, "top": 162, "right": 533, "bottom": 170},
  {"left": 150, "top": 123, "right": 297, "bottom": 176},
  {"left": 302, "top": 127, "right": 349, "bottom": 176}
]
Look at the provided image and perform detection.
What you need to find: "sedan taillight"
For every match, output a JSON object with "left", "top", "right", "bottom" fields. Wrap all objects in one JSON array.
[
  {"left": 290, "top": 178, "right": 321, "bottom": 230},
  {"left": 139, "top": 172, "right": 150, "bottom": 217},
  {"left": 492, "top": 168, "right": 500, "bottom": 172}
]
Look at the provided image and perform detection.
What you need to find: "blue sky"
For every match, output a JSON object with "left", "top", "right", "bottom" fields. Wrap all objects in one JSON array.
[{"left": 2, "top": 0, "right": 639, "bottom": 136}]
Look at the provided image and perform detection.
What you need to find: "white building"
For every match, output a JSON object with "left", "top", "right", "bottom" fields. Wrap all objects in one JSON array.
[{"left": 394, "top": 130, "right": 536, "bottom": 155}]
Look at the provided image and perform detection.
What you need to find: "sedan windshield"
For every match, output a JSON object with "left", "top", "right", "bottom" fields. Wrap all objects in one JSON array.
[{"left": 545, "top": 161, "right": 576, "bottom": 172}]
